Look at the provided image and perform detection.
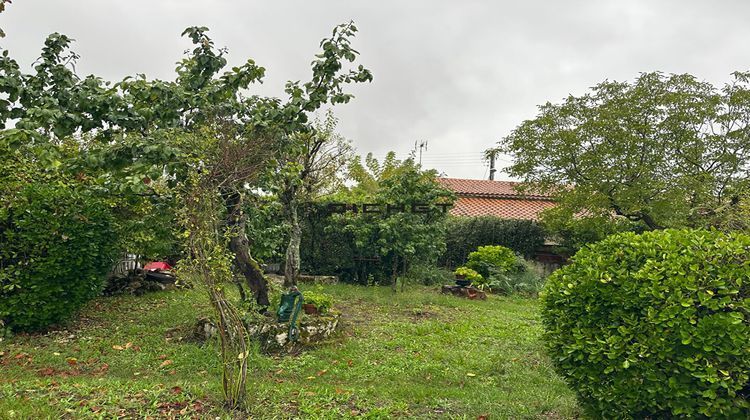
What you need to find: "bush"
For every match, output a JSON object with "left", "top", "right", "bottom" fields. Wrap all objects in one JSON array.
[
  {"left": 466, "top": 245, "right": 517, "bottom": 278},
  {"left": 488, "top": 271, "right": 543, "bottom": 296},
  {"left": 442, "top": 216, "right": 545, "bottom": 267},
  {"left": 540, "top": 208, "right": 646, "bottom": 257},
  {"left": 542, "top": 229, "right": 750, "bottom": 418},
  {"left": 453, "top": 266, "right": 483, "bottom": 284},
  {"left": 0, "top": 184, "right": 117, "bottom": 331},
  {"left": 405, "top": 264, "right": 454, "bottom": 285}
]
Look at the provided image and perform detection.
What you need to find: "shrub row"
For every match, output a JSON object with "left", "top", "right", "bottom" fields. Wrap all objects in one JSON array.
[{"left": 442, "top": 216, "right": 545, "bottom": 267}]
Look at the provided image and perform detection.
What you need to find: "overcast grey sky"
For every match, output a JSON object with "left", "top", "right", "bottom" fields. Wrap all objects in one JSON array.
[{"left": 2, "top": 1, "right": 749, "bottom": 179}]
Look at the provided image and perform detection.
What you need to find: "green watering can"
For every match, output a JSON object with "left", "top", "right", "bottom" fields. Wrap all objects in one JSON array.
[{"left": 276, "top": 287, "right": 303, "bottom": 342}]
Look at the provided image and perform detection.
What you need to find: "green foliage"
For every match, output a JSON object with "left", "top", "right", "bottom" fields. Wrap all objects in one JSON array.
[
  {"left": 453, "top": 266, "right": 483, "bottom": 283},
  {"left": 496, "top": 71, "right": 750, "bottom": 230},
  {"left": 302, "top": 289, "right": 334, "bottom": 314},
  {"left": 487, "top": 260, "right": 545, "bottom": 296},
  {"left": 542, "top": 229, "right": 750, "bottom": 418},
  {"left": 540, "top": 206, "right": 646, "bottom": 257},
  {"left": 466, "top": 245, "right": 517, "bottom": 278},
  {"left": 0, "top": 183, "right": 117, "bottom": 331},
  {"left": 441, "top": 216, "right": 545, "bottom": 267},
  {"left": 244, "top": 196, "right": 286, "bottom": 263},
  {"left": 302, "top": 154, "right": 454, "bottom": 285},
  {"left": 403, "top": 264, "right": 454, "bottom": 286}
]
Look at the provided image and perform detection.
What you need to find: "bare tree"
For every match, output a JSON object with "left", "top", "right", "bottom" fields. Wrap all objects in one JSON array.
[{"left": 279, "top": 112, "right": 353, "bottom": 287}]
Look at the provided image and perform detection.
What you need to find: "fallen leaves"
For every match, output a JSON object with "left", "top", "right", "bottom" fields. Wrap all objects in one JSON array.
[
  {"left": 112, "top": 342, "right": 136, "bottom": 351},
  {"left": 39, "top": 367, "right": 56, "bottom": 376},
  {"left": 159, "top": 359, "right": 173, "bottom": 368}
]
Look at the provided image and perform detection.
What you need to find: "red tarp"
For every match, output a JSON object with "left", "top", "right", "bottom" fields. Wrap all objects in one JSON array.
[{"left": 143, "top": 261, "right": 173, "bottom": 271}]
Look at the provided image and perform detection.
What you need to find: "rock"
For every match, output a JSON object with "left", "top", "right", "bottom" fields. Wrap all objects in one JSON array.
[
  {"left": 441, "top": 285, "right": 487, "bottom": 300},
  {"left": 193, "top": 317, "right": 218, "bottom": 341}
]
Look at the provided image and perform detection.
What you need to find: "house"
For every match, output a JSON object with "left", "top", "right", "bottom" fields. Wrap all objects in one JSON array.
[
  {"left": 437, "top": 177, "right": 564, "bottom": 269},
  {"left": 437, "top": 178, "right": 556, "bottom": 220}
]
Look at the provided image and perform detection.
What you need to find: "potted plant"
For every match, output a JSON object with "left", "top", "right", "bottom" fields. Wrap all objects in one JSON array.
[
  {"left": 454, "top": 267, "right": 482, "bottom": 288},
  {"left": 302, "top": 289, "right": 334, "bottom": 315}
]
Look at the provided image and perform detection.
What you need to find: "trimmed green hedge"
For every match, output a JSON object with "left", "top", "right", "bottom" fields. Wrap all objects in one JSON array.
[
  {"left": 0, "top": 184, "right": 117, "bottom": 332},
  {"left": 542, "top": 229, "right": 750, "bottom": 418},
  {"left": 442, "top": 216, "right": 545, "bottom": 267}
]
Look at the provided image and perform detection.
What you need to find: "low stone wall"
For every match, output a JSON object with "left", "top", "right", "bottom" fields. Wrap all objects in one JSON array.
[
  {"left": 247, "top": 314, "right": 340, "bottom": 352},
  {"left": 296, "top": 275, "right": 339, "bottom": 285},
  {"left": 191, "top": 313, "right": 341, "bottom": 352}
]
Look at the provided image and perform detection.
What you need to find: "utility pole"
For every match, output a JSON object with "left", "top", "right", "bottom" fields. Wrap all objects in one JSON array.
[
  {"left": 488, "top": 151, "right": 497, "bottom": 180},
  {"left": 417, "top": 140, "right": 428, "bottom": 165}
]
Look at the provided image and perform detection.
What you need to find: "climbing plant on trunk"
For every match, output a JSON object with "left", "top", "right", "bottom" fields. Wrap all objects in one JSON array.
[{"left": 176, "top": 124, "right": 271, "bottom": 409}]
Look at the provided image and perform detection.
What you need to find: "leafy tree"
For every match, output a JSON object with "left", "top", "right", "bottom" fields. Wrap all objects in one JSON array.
[
  {"left": 176, "top": 124, "right": 272, "bottom": 410},
  {"left": 493, "top": 71, "right": 750, "bottom": 230},
  {"left": 0, "top": 22, "right": 371, "bottom": 306},
  {"left": 331, "top": 154, "right": 455, "bottom": 288}
]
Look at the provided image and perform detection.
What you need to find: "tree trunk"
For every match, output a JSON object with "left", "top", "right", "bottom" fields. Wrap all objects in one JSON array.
[
  {"left": 224, "top": 191, "right": 270, "bottom": 307},
  {"left": 283, "top": 199, "right": 301, "bottom": 288},
  {"left": 391, "top": 255, "right": 398, "bottom": 293}
]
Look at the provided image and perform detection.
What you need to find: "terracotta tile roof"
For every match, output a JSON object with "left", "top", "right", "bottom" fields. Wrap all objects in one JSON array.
[
  {"left": 438, "top": 178, "right": 556, "bottom": 220},
  {"left": 437, "top": 177, "right": 551, "bottom": 199},
  {"left": 450, "top": 196, "right": 557, "bottom": 219}
]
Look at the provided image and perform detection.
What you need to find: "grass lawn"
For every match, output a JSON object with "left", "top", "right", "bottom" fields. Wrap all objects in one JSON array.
[{"left": 0, "top": 284, "right": 579, "bottom": 419}]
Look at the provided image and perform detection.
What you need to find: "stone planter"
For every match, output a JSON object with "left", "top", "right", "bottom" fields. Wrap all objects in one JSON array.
[
  {"left": 247, "top": 313, "right": 341, "bottom": 352},
  {"left": 441, "top": 284, "right": 487, "bottom": 300},
  {"left": 192, "top": 312, "right": 341, "bottom": 352}
]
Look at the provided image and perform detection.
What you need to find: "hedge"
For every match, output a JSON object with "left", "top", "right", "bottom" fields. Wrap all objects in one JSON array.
[
  {"left": 542, "top": 229, "right": 750, "bottom": 418},
  {"left": 0, "top": 183, "right": 118, "bottom": 332},
  {"left": 442, "top": 216, "right": 545, "bottom": 267}
]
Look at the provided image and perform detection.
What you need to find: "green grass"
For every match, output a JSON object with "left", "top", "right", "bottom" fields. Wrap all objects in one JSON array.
[{"left": 0, "top": 284, "right": 579, "bottom": 419}]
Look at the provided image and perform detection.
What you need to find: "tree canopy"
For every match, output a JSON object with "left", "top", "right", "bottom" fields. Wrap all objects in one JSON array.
[{"left": 493, "top": 71, "right": 750, "bottom": 230}]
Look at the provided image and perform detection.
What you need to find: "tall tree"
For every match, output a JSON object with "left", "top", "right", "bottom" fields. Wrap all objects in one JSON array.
[
  {"left": 0, "top": 22, "right": 371, "bottom": 306},
  {"left": 493, "top": 72, "right": 750, "bottom": 230},
  {"left": 278, "top": 111, "right": 353, "bottom": 287}
]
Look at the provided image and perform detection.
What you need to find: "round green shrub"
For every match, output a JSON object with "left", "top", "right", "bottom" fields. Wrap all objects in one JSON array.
[
  {"left": 466, "top": 245, "right": 517, "bottom": 278},
  {"left": 0, "top": 184, "right": 118, "bottom": 331},
  {"left": 542, "top": 229, "right": 750, "bottom": 418}
]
